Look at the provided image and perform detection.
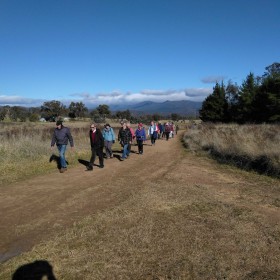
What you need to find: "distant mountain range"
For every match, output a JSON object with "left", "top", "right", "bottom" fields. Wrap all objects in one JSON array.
[
  {"left": 0, "top": 99, "right": 202, "bottom": 117},
  {"left": 109, "top": 100, "right": 202, "bottom": 116}
]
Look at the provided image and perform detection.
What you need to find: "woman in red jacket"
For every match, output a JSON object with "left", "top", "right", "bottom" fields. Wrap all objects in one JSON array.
[{"left": 87, "top": 123, "right": 104, "bottom": 170}]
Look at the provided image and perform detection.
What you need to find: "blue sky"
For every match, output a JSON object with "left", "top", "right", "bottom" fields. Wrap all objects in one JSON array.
[{"left": 0, "top": 0, "right": 279, "bottom": 107}]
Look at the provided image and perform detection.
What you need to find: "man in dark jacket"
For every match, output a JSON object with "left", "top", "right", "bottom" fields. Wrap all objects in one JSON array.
[
  {"left": 118, "top": 122, "right": 132, "bottom": 160},
  {"left": 87, "top": 123, "right": 104, "bottom": 170},
  {"left": 51, "top": 120, "right": 74, "bottom": 173}
]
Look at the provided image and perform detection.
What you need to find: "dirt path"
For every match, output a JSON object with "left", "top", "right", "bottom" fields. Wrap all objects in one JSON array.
[{"left": 1, "top": 132, "right": 280, "bottom": 266}]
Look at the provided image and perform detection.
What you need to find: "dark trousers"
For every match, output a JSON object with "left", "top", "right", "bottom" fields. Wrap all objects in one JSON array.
[
  {"left": 137, "top": 140, "right": 144, "bottom": 154},
  {"left": 166, "top": 132, "right": 170, "bottom": 141},
  {"left": 151, "top": 134, "right": 157, "bottom": 145},
  {"left": 90, "top": 147, "right": 104, "bottom": 167}
]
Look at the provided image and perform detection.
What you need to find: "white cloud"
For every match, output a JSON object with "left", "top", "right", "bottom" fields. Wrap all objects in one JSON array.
[
  {"left": 184, "top": 88, "right": 213, "bottom": 100},
  {"left": 0, "top": 87, "right": 212, "bottom": 107},
  {"left": 201, "top": 75, "right": 227, "bottom": 84},
  {"left": 79, "top": 88, "right": 212, "bottom": 105},
  {"left": 0, "top": 95, "right": 46, "bottom": 107}
]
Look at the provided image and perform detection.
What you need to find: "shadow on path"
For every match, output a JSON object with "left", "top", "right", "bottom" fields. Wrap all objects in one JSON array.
[
  {"left": 12, "top": 260, "right": 57, "bottom": 280},
  {"left": 49, "top": 154, "right": 69, "bottom": 170}
]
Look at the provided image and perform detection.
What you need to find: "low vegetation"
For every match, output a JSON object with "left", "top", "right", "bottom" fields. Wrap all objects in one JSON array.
[
  {"left": 0, "top": 122, "right": 279, "bottom": 279},
  {"left": 1, "top": 121, "right": 279, "bottom": 186},
  {"left": 183, "top": 123, "right": 280, "bottom": 178},
  {"left": 0, "top": 122, "right": 93, "bottom": 186}
]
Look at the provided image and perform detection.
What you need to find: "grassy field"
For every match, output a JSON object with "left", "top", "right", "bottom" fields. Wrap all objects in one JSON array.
[
  {"left": 1, "top": 121, "right": 278, "bottom": 184},
  {"left": 1, "top": 132, "right": 279, "bottom": 279},
  {"left": 0, "top": 122, "right": 279, "bottom": 279},
  {"left": 0, "top": 121, "right": 123, "bottom": 186},
  {"left": 0, "top": 120, "right": 182, "bottom": 186},
  {"left": 183, "top": 123, "right": 280, "bottom": 178}
]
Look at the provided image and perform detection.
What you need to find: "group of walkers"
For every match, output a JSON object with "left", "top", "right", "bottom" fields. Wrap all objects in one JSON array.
[
  {"left": 148, "top": 121, "right": 179, "bottom": 143},
  {"left": 50, "top": 120, "right": 178, "bottom": 173}
]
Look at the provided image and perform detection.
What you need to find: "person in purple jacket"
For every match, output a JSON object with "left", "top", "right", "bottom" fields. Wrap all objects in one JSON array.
[
  {"left": 135, "top": 123, "right": 146, "bottom": 154},
  {"left": 51, "top": 120, "right": 74, "bottom": 173}
]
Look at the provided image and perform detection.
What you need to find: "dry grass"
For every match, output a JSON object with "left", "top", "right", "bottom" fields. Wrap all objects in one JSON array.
[
  {"left": 1, "top": 175, "right": 280, "bottom": 279},
  {"left": 0, "top": 122, "right": 120, "bottom": 186},
  {"left": 183, "top": 123, "right": 280, "bottom": 178},
  {"left": 1, "top": 122, "right": 279, "bottom": 279}
]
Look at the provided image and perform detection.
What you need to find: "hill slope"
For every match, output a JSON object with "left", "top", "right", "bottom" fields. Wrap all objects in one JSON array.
[{"left": 110, "top": 100, "right": 202, "bottom": 116}]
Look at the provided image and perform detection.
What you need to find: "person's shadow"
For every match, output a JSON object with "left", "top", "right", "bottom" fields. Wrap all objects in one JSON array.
[
  {"left": 12, "top": 260, "right": 57, "bottom": 280},
  {"left": 49, "top": 154, "right": 69, "bottom": 170},
  {"left": 112, "top": 149, "right": 123, "bottom": 161},
  {"left": 78, "top": 159, "right": 101, "bottom": 169}
]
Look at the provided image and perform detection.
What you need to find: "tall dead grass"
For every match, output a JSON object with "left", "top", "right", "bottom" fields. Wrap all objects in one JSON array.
[
  {"left": 183, "top": 123, "right": 280, "bottom": 177},
  {"left": 0, "top": 122, "right": 92, "bottom": 186},
  {"left": 0, "top": 123, "right": 279, "bottom": 279}
]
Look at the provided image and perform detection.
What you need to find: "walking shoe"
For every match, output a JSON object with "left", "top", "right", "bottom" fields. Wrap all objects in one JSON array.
[
  {"left": 60, "top": 168, "right": 66, "bottom": 173},
  {"left": 120, "top": 158, "right": 125, "bottom": 161},
  {"left": 86, "top": 165, "right": 93, "bottom": 171},
  {"left": 99, "top": 165, "right": 104, "bottom": 168}
]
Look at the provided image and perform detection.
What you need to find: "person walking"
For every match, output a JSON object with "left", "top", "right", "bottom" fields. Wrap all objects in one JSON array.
[
  {"left": 118, "top": 122, "right": 132, "bottom": 160},
  {"left": 135, "top": 123, "right": 146, "bottom": 154},
  {"left": 51, "top": 120, "right": 74, "bottom": 173},
  {"left": 171, "top": 122, "right": 175, "bottom": 138},
  {"left": 176, "top": 124, "right": 179, "bottom": 135},
  {"left": 126, "top": 121, "right": 135, "bottom": 155},
  {"left": 165, "top": 122, "right": 171, "bottom": 141},
  {"left": 162, "top": 123, "right": 166, "bottom": 139},
  {"left": 148, "top": 121, "right": 158, "bottom": 145},
  {"left": 87, "top": 123, "right": 104, "bottom": 170},
  {"left": 158, "top": 122, "right": 163, "bottom": 139},
  {"left": 102, "top": 123, "right": 115, "bottom": 159}
]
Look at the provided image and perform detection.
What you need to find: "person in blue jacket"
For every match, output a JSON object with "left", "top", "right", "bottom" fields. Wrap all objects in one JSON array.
[
  {"left": 135, "top": 123, "right": 146, "bottom": 154},
  {"left": 102, "top": 123, "right": 116, "bottom": 159}
]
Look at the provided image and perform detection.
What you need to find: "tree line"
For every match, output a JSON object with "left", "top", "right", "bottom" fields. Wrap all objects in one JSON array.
[
  {"left": 3, "top": 62, "right": 277, "bottom": 124},
  {"left": 0, "top": 101, "right": 186, "bottom": 123},
  {"left": 199, "top": 62, "right": 280, "bottom": 123}
]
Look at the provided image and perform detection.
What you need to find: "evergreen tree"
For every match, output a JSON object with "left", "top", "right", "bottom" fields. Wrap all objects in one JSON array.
[
  {"left": 237, "top": 72, "right": 258, "bottom": 122},
  {"left": 225, "top": 80, "right": 239, "bottom": 122},
  {"left": 199, "top": 82, "right": 227, "bottom": 122},
  {"left": 253, "top": 63, "right": 280, "bottom": 122}
]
